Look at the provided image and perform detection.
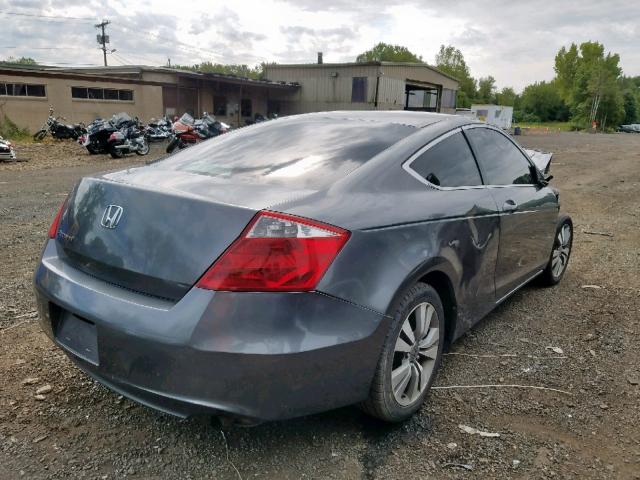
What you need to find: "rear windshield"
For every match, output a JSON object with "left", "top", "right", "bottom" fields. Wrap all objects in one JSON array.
[{"left": 158, "top": 117, "right": 416, "bottom": 189}]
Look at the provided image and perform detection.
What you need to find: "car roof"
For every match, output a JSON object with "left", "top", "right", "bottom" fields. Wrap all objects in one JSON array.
[{"left": 281, "top": 110, "right": 474, "bottom": 129}]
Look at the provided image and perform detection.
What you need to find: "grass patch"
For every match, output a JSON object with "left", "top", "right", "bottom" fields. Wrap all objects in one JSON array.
[
  {"left": 0, "top": 114, "right": 32, "bottom": 141},
  {"left": 514, "top": 121, "right": 574, "bottom": 132}
]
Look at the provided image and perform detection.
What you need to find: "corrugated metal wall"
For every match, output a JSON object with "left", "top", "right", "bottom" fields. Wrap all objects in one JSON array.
[
  {"left": 376, "top": 77, "right": 406, "bottom": 109},
  {"left": 264, "top": 63, "right": 458, "bottom": 114}
]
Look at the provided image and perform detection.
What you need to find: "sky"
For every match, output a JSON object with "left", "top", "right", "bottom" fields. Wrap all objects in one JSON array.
[{"left": 1, "top": 0, "right": 639, "bottom": 91}]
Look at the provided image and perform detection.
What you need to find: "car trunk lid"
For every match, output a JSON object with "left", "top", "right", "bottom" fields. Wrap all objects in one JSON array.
[{"left": 55, "top": 175, "right": 262, "bottom": 301}]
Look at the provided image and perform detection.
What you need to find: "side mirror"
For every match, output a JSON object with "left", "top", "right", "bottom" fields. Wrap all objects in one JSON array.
[{"left": 530, "top": 165, "right": 549, "bottom": 187}]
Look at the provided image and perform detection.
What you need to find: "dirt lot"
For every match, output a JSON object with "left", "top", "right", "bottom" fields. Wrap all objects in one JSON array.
[{"left": 1, "top": 133, "right": 639, "bottom": 479}]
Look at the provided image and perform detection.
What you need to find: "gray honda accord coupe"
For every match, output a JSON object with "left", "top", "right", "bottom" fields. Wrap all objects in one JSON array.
[{"left": 34, "top": 111, "right": 572, "bottom": 423}]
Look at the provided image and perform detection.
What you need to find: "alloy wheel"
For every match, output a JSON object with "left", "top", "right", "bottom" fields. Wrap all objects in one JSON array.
[
  {"left": 552, "top": 223, "right": 571, "bottom": 278},
  {"left": 391, "top": 302, "right": 440, "bottom": 406}
]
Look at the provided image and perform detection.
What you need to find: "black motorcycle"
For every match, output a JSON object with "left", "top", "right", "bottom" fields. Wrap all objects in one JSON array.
[
  {"left": 107, "top": 121, "right": 150, "bottom": 158},
  {"left": 144, "top": 116, "right": 173, "bottom": 142},
  {"left": 33, "top": 107, "right": 86, "bottom": 141},
  {"left": 79, "top": 118, "right": 116, "bottom": 154},
  {"left": 79, "top": 113, "right": 135, "bottom": 155}
]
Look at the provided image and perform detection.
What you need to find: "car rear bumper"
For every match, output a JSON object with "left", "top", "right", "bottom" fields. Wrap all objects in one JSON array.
[{"left": 34, "top": 240, "right": 388, "bottom": 421}]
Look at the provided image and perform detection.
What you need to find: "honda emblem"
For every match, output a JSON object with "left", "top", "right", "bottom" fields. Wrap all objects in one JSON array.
[{"left": 101, "top": 205, "right": 124, "bottom": 229}]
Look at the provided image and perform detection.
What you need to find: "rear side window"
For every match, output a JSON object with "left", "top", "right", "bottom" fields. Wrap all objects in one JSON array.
[
  {"left": 465, "top": 128, "right": 533, "bottom": 185},
  {"left": 409, "top": 132, "right": 482, "bottom": 187},
  {"left": 160, "top": 117, "right": 416, "bottom": 189}
]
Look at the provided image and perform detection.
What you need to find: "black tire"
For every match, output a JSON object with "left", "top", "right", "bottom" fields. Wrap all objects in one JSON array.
[
  {"left": 539, "top": 214, "right": 573, "bottom": 286},
  {"left": 33, "top": 130, "right": 47, "bottom": 141},
  {"left": 136, "top": 140, "right": 150, "bottom": 156},
  {"left": 360, "top": 282, "right": 446, "bottom": 422},
  {"left": 166, "top": 136, "right": 179, "bottom": 154},
  {"left": 109, "top": 146, "right": 124, "bottom": 159}
]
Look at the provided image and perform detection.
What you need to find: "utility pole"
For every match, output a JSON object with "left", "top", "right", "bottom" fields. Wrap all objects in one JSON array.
[{"left": 95, "top": 20, "right": 111, "bottom": 66}]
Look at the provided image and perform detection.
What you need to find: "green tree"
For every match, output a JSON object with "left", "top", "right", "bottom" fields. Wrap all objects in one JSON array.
[
  {"left": 622, "top": 91, "right": 637, "bottom": 124},
  {"left": 171, "top": 61, "right": 264, "bottom": 79},
  {"left": 356, "top": 42, "right": 423, "bottom": 63},
  {"left": 620, "top": 76, "right": 640, "bottom": 124},
  {"left": 554, "top": 41, "right": 624, "bottom": 128},
  {"left": 434, "top": 44, "right": 476, "bottom": 107},
  {"left": 1, "top": 56, "right": 37, "bottom": 65},
  {"left": 517, "top": 80, "right": 569, "bottom": 122},
  {"left": 476, "top": 76, "right": 496, "bottom": 103},
  {"left": 495, "top": 87, "right": 517, "bottom": 106},
  {"left": 554, "top": 43, "right": 579, "bottom": 103}
]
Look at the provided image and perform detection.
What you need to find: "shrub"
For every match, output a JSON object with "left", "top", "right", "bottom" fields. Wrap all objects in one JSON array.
[{"left": 0, "top": 114, "right": 31, "bottom": 141}]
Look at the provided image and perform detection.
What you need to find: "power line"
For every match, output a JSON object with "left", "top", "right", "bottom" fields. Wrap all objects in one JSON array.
[
  {"left": 39, "top": 62, "right": 104, "bottom": 66},
  {"left": 2, "top": 46, "right": 87, "bottom": 50},
  {"left": 111, "top": 24, "right": 221, "bottom": 61},
  {"left": 109, "top": 52, "right": 128, "bottom": 66},
  {"left": 110, "top": 49, "right": 167, "bottom": 66},
  {"left": 111, "top": 51, "right": 135, "bottom": 65},
  {"left": 0, "top": 10, "right": 95, "bottom": 21}
]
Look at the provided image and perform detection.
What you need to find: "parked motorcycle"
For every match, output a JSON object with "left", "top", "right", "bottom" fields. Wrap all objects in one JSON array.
[
  {"left": 166, "top": 112, "right": 230, "bottom": 154},
  {"left": 107, "top": 121, "right": 150, "bottom": 158},
  {"left": 33, "top": 107, "right": 86, "bottom": 141},
  {"left": 79, "top": 118, "right": 116, "bottom": 154},
  {"left": 0, "top": 136, "right": 16, "bottom": 162},
  {"left": 144, "top": 116, "right": 173, "bottom": 142},
  {"left": 79, "top": 113, "right": 135, "bottom": 155}
]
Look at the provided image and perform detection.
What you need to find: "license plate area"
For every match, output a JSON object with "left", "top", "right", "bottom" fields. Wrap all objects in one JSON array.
[{"left": 55, "top": 311, "right": 99, "bottom": 366}]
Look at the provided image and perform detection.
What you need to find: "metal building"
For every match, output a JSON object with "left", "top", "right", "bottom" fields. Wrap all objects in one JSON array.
[
  {"left": 263, "top": 60, "right": 459, "bottom": 115},
  {"left": 0, "top": 64, "right": 298, "bottom": 131}
]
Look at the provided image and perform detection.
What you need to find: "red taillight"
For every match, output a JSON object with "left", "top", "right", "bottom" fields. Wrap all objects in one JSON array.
[
  {"left": 48, "top": 200, "right": 67, "bottom": 239},
  {"left": 197, "top": 211, "right": 350, "bottom": 292}
]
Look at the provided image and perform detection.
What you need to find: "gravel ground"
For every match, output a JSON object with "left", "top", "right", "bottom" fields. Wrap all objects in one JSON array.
[{"left": 0, "top": 133, "right": 639, "bottom": 479}]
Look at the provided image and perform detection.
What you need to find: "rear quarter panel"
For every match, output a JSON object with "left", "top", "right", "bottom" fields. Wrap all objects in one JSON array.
[{"left": 315, "top": 188, "right": 500, "bottom": 337}]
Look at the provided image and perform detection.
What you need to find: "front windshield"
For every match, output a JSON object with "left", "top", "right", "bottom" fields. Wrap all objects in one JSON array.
[
  {"left": 112, "top": 113, "right": 132, "bottom": 126},
  {"left": 179, "top": 113, "right": 195, "bottom": 125}
]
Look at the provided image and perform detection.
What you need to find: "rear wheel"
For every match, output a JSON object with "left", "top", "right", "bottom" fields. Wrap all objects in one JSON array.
[
  {"left": 33, "top": 130, "right": 47, "bottom": 141},
  {"left": 109, "top": 145, "right": 124, "bottom": 159},
  {"left": 360, "top": 283, "right": 445, "bottom": 422},
  {"left": 539, "top": 215, "right": 573, "bottom": 286}
]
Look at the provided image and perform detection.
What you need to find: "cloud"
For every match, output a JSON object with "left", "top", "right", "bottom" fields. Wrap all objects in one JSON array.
[{"left": 0, "top": 0, "right": 638, "bottom": 90}]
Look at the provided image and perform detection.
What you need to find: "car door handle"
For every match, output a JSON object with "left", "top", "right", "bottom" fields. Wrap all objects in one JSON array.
[{"left": 503, "top": 199, "right": 518, "bottom": 212}]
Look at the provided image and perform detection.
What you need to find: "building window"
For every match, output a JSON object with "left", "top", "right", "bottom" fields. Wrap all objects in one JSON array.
[
  {"left": 351, "top": 77, "right": 368, "bottom": 103},
  {"left": 441, "top": 89, "right": 457, "bottom": 109},
  {"left": 0, "top": 82, "right": 46, "bottom": 97},
  {"left": 71, "top": 86, "right": 134, "bottom": 102},
  {"left": 241, "top": 98, "right": 252, "bottom": 117},
  {"left": 104, "top": 89, "right": 119, "bottom": 100},
  {"left": 71, "top": 87, "right": 87, "bottom": 99},
  {"left": 213, "top": 96, "right": 227, "bottom": 116},
  {"left": 88, "top": 88, "right": 104, "bottom": 99}
]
